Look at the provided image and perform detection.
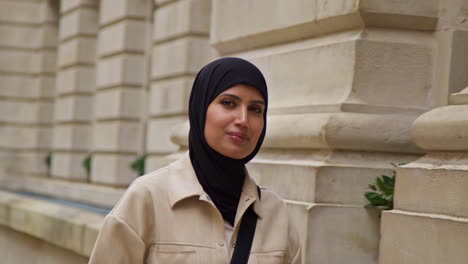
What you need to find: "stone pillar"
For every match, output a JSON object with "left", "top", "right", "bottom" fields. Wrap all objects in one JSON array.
[
  {"left": 168, "top": 0, "right": 438, "bottom": 263},
  {"left": 52, "top": 0, "right": 98, "bottom": 180},
  {"left": 91, "top": 0, "right": 151, "bottom": 186},
  {"left": 0, "top": 0, "right": 58, "bottom": 180},
  {"left": 145, "top": 0, "right": 213, "bottom": 171},
  {"left": 379, "top": 1, "right": 468, "bottom": 263}
]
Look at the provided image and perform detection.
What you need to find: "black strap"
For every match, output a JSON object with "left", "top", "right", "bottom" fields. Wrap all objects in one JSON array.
[{"left": 230, "top": 186, "right": 261, "bottom": 264}]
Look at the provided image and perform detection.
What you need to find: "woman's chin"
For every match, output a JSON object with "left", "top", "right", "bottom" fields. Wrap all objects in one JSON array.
[{"left": 218, "top": 149, "right": 251, "bottom": 160}]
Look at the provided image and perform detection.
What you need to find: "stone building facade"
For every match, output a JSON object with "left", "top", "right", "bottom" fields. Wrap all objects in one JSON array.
[{"left": 0, "top": 0, "right": 467, "bottom": 263}]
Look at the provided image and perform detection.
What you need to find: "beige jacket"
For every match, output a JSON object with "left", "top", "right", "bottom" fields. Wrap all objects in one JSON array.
[{"left": 89, "top": 153, "right": 301, "bottom": 264}]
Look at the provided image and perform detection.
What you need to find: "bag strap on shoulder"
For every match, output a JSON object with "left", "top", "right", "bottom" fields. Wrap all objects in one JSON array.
[{"left": 230, "top": 186, "right": 261, "bottom": 264}]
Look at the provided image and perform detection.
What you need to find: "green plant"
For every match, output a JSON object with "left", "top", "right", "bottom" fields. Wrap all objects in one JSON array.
[
  {"left": 83, "top": 154, "right": 92, "bottom": 178},
  {"left": 365, "top": 163, "right": 405, "bottom": 210},
  {"left": 131, "top": 154, "right": 147, "bottom": 176},
  {"left": 44, "top": 152, "right": 52, "bottom": 176}
]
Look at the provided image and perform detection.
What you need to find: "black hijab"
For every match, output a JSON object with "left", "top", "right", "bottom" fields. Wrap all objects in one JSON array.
[{"left": 188, "top": 57, "right": 268, "bottom": 225}]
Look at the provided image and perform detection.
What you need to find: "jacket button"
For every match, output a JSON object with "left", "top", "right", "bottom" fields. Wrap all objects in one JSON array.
[{"left": 217, "top": 242, "right": 224, "bottom": 247}]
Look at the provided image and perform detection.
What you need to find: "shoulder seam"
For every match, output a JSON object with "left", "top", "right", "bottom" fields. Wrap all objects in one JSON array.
[{"left": 108, "top": 214, "right": 145, "bottom": 246}]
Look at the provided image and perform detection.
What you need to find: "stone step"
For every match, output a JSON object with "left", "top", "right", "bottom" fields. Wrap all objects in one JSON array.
[
  {"left": 287, "top": 203, "right": 380, "bottom": 264},
  {"left": 395, "top": 153, "right": 468, "bottom": 218},
  {"left": 380, "top": 210, "right": 468, "bottom": 264}
]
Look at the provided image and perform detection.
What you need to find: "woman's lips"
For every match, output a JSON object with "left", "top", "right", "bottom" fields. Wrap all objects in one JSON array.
[{"left": 227, "top": 132, "right": 249, "bottom": 143}]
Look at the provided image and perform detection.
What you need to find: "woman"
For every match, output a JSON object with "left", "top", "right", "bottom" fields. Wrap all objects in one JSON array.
[{"left": 89, "top": 57, "right": 301, "bottom": 263}]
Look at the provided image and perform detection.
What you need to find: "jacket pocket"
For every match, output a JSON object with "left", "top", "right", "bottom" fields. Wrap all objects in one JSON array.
[
  {"left": 146, "top": 244, "right": 199, "bottom": 264},
  {"left": 254, "top": 250, "right": 286, "bottom": 264}
]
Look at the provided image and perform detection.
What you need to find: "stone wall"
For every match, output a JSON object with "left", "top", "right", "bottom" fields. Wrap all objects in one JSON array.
[
  {"left": 379, "top": 0, "right": 468, "bottom": 263},
  {"left": 0, "top": 0, "right": 57, "bottom": 182},
  {"left": 0, "top": 226, "right": 88, "bottom": 264},
  {"left": 1, "top": 0, "right": 468, "bottom": 263}
]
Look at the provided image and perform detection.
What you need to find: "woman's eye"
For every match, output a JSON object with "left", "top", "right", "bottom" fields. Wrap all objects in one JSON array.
[
  {"left": 249, "top": 106, "right": 263, "bottom": 114},
  {"left": 220, "top": 100, "right": 235, "bottom": 108}
]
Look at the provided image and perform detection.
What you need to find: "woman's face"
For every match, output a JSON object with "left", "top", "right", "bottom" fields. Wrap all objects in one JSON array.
[{"left": 205, "top": 84, "right": 265, "bottom": 159}]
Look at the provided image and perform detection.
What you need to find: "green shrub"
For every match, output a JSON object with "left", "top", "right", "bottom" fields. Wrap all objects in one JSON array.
[
  {"left": 365, "top": 163, "right": 405, "bottom": 210},
  {"left": 131, "top": 155, "right": 147, "bottom": 176},
  {"left": 83, "top": 154, "right": 92, "bottom": 179},
  {"left": 44, "top": 152, "right": 52, "bottom": 176}
]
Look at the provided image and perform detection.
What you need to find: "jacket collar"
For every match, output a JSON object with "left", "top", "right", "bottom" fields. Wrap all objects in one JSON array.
[{"left": 167, "top": 152, "right": 263, "bottom": 219}]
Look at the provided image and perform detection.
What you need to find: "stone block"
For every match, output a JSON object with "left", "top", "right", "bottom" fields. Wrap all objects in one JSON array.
[
  {"left": 51, "top": 152, "right": 88, "bottom": 180},
  {"left": 151, "top": 36, "right": 212, "bottom": 79},
  {"left": 96, "top": 54, "right": 145, "bottom": 88},
  {"left": 449, "top": 31, "right": 468, "bottom": 92},
  {"left": 306, "top": 205, "right": 380, "bottom": 264},
  {"left": 361, "top": 0, "right": 437, "bottom": 18},
  {"left": 316, "top": 0, "right": 360, "bottom": 20},
  {"left": 30, "top": 50, "right": 57, "bottom": 74},
  {"left": 52, "top": 124, "right": 91, "bottom": 151},
  {"left": 37, "top": 76, "right": 56, "bottom": 98},
  {"left": 247, "top": 39, "right": 356, "bottom": 109},
  {"left": 1, "top": 126, "right": 52, "bottom": 150},
  {"left": 247, "top": 162, "right": 317, "bottom": 203},
  {"left": 4, "top": 176, "right": 125, "bottom": 208},
  {"left": 56, "top": 66, "right": 95, "bottom": 94},
  {"left": 12, "top": 151, "right": 49, "bottom": 176},
  {"left": 3, "top": 76, "right": 57, "bottom": 100},
  {"left": 0, "top": 225, "right": 88, "bottom": 264},
  {"left": 95, "top": 88, "right": 144, "bottom": 120},
  {"left": 0, "top": 75, "right": 37, "bottom": 98},
  {"left": 249, "top": 161, "right": 396, "bottom": 205},
  {"left": 360, "top": 0, "right": 438, "bottom": 30},
  {"left": 37, "top": 127, "right": 53, "bottom": 149},
  {"left": 82, "top": 219, "right": 103, "bottom": 257},
  {"left": 211, "top": 0, "right": 438, "bottom": 54},
  {"left": 38, "top": 23, "right": 59, "bottom": 49},
  {"left": 211, "top": 0, "right": 359, "bottom": 54},
  {"left": 3, "top": 191, "right": 104, "bottom": 257},
  {"left": 144, "top": 151, "right": 185, "bottom": 173},
  {"left": 90, "top": 153, "right": 138, "bottom": 186},
  {"left": 0, "top": 24, "right": 39, "bottom": 49},
  {"left": 99, "top": 0, "right": 148, "bottom": 25},
  {"left": 168, "top": 120, "right": 189, "bottom": 148},
  {"left": 54, "top": 95, "right": 93, "bottom": 122},
  {"left": 39, "top": 101, "right": 54, "bottom": 124},
  {"left": 145, "top": 154, "right": 171, "bottom": 173},
  {"left": 315, "top": 166, "right": 396, "bottom": 205},
  {"left": 0, "top": 101, "right": 52, "bottom": 124},
  {"left": 154, "top": 0, "right": 172, "bottom": 5},
  {"left": 0, "top": 1, "right": 41, "bottom": 24},
  {"left": 0, "top": 50, "right": 34, "bottom": 73},
  {"left": 380, "top": 210, "right": 468, "bottom": 264},
  {"left": 60, "top": 0, "right": 97, "bottom": 14},
  {"left": 352, "top": 39, "right": 432, "bottom": 108},
  {"left": 98, "top": 20, "right": 146, "bottom": 56},
  {"left": 412, "top": 105, "right": 468, "bottom": 151},
  {"left": 149, "top": 77, "right": 193, "bottom": 116},
  {"left": 395, "top": 153, "right": 468, "bottom": 218},
  {"left": 146, "top": 116, "right": 186, "bottom": 154},
  {"left": 173, "top": 110, "right": 421, "bottom": 153},
  {"left": 38, "top": 0, "right": 60, "bottom": 24},
  {"left": 324, "top": 112, "right": 421, "bottom": 153},
  {"left": 92, "top": 121, "right": 142, "bottom": 152},
  {"left": 59, "top": 7, "right": 98, "bottom": 41},
  {"left": 0, "top": 126, "right": 41, "bottom": 150},
  {"left": 153, "top": 0, "right": 210, "bottom": 42},
  {"left": 57, "top": 37, "right": 96, "bottom": 68}
]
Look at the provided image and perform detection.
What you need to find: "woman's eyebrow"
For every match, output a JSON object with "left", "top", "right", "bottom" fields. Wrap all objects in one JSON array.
[{"left": 220, "top": 93, "right": 265, "bottom": 105}]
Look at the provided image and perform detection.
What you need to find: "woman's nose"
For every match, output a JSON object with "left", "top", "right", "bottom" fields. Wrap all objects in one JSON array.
[{"left": 234, "top": 107, "right": 248, "bottom": 127}]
